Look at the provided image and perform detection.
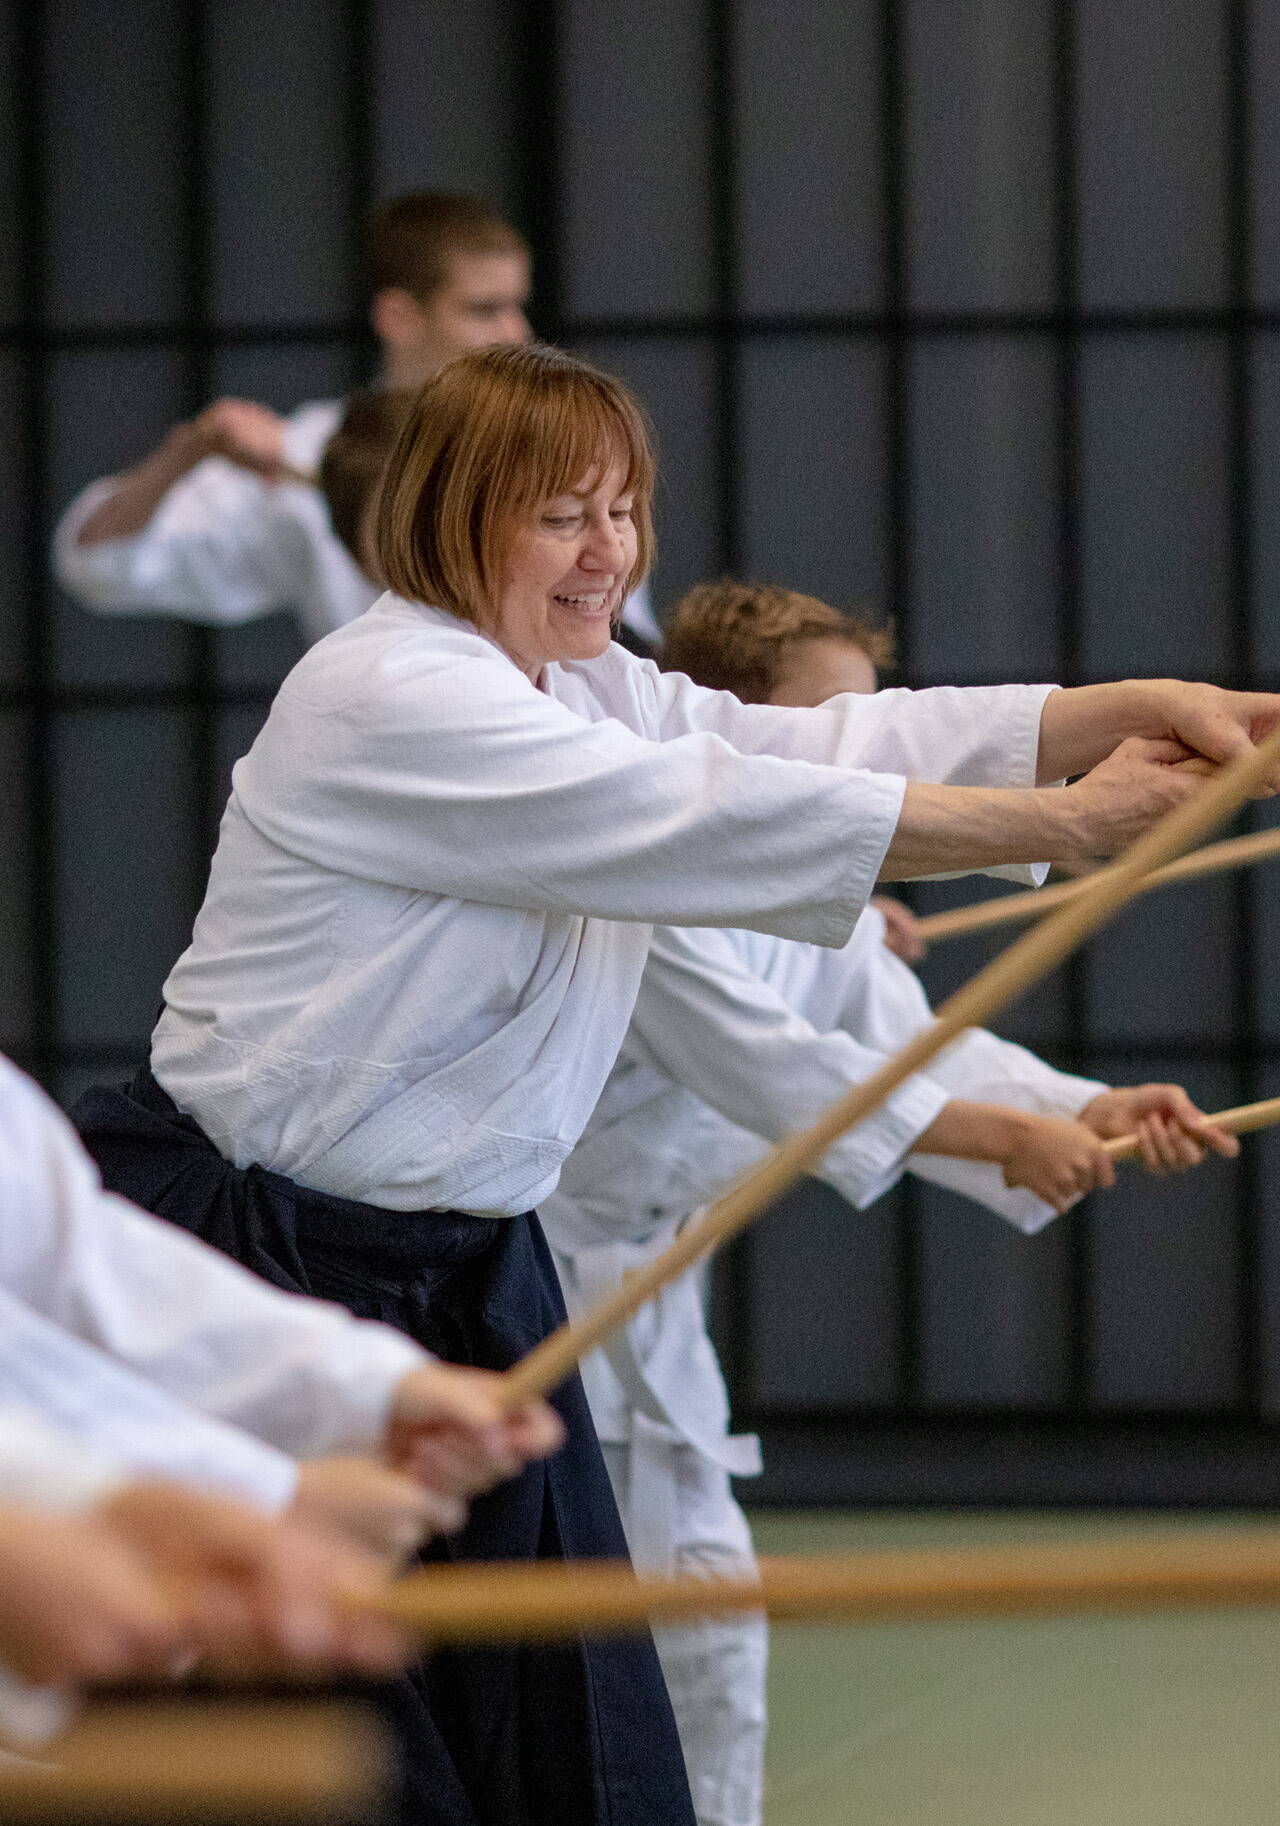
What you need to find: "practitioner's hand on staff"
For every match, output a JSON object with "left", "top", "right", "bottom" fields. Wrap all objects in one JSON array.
[
  {"left": 1080, "top": 1085, "right": 1240, "bottom": 1175},
  {"left": 1133, "top": 683, "right": 1280, "bottom": 793},
  {"left": 0, "top": 1504, "right": 180, "bottom": 1686},
  {"left": 1064, "top": 737, "right": 1214, "bottom": 857},
  {"left": 178, "top": 399, "right": 289, "bottom": 482},
  {"left": 93, "top": 1481, "right": 410, "bottom": 1675},
  {"left": 870, "top": 896, "right": 927, "bottom": 964},
  {"left": 290, "top": 1456, "right": 457, "bottom": 1562},
  {"left": 997, "top": 1112, "right": 1117, "bottom": 1212},
  {"left": 386, "top": 1363, "right": 564, "bottom": 1500}
]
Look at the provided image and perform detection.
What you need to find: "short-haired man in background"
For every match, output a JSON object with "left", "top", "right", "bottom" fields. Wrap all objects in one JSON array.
[{"left": 54, "top": 192, "right": 660, "bottom": 650}]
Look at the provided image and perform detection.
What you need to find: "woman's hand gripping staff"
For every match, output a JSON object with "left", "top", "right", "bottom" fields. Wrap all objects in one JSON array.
[{"left": 499, "top": 722, "right": 1280, "bottom": 1407}]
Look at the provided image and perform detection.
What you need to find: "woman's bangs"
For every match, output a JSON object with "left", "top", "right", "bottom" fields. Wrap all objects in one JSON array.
[{"left": 520, "top": 382, "right": 650, "bottom": 509}]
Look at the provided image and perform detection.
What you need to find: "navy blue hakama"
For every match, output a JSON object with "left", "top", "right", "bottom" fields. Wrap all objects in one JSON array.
[{"left": 72, "top": 1069, "right": 695, "bottom": 1826}]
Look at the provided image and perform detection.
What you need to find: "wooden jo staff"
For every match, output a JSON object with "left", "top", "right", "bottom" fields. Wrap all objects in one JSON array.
[
  {"left": 913, "top": 825, "right": 1280, "bottom": 944},
  {"left": 501, "top": 725, "right": 1280, "bottom": 1407},
  {"left": 1101, "top": 1093, "right": 1280, "bottom": 1162},
  {"left": 367, "top": 1529, "right": 1280, "bottom": 1643}
]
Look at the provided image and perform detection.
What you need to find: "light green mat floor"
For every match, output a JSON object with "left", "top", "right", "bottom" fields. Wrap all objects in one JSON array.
[{"left": 749, "top": 1510, "right": 1280, "bottom": 1826}]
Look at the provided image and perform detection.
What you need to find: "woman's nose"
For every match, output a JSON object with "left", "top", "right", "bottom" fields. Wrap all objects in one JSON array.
[{"left": 581, "top": 519, "right": 626, "bottom": 571}]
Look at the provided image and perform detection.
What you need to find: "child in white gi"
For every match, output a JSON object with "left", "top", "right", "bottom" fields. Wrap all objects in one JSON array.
[{"left": 539, "top": 580, "right": 1238, "bottom": 1826}]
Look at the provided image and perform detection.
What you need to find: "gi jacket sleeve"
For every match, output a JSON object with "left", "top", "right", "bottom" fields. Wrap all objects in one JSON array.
[
  {"left": 836, "top": 913, "right": 1108, "bottom": 1232},
  {"left": 0, "top": 1294, "right": 297, "bottom": 1512},
  {"left": 621, "top": 924, "right": 951, "bottom": 1209},
  {"left": 240, "top": 639, "right": 906, "bottom": 947},
  {"left": 0, "top": 1060, "right": 428, "bottom": 1459},
  {"left": 52, "top": 465, "right": 315, "bottom": 624}
]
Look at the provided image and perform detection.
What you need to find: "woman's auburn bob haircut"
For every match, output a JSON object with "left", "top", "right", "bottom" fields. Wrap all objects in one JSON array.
[{"left": 372, "top": 342, "right": 657, "bottom": 628}]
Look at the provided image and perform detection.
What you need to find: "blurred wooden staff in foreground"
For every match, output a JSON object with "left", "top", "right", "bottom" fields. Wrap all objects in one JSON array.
[
  {"left": 0, "top": 1700, "right": 386, "bottom": 1824},
  {"left": 364, "top": 1529, "right": 1280, "bottom": 1644},
  {"left": 500, "top": 725, "right": 1280, "bottom": 1408}
]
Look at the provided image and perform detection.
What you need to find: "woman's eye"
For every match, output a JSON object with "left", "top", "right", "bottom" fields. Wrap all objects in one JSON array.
[
  {"left": 610, "top": 507, "right": 633, "bottom": 522},
  {"left": 542, "top": 514, "right": 580, "bottom": 530}
]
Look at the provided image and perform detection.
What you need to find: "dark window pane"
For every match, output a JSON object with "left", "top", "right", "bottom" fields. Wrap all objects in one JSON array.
[
  {"left": 734, "top": 0, "right": 882, "bottom": 315},
  {"left": 0, "top": 711, "right": 32, "bottom": 1045},
  {"left": 207, "top": 0, "right": 354, "bottom": 328},
  {"left": 1076, "top": 0, "right": 1228, "bottom": 311},
  {"left": 909, "top": 336, "right": 1059, "bottom": 685},
  {"left": 1083, "top": 878, "right": 1237, "bottom": 1046},
  {"left": 917, "top": 1188, "right": 1070, "bottom": 1408},
  {"left": 1087, "top": 1056, "right": 1240, "bottom": 1409},
  {"left": 0, "top": 1, "right": 22, "bottom": 332},
  {"left": 371, "top": 0, "right": 521, "bottom": 212},
  {"left": 46, "top": 348, "right": 193, "bottom": 689},
  {"left": 1249, "top": 332, "right": 1280, "bottom": 665},
  {"left": 44, "top": 0, "right": 184, "bottom": 327},
  {"left": 905, "top": 0, "right": 1055, "bottom": 314},
  {"left": 743, "top": 1182, "right": 902, "bottom": 1410},
  {"left": 1079, "top": 334, "right": 1230, "bottom": 678},
  {"left": 0, "top": 352, "right": 25, "bottom": 687},
  {"left": 53, "top": 708, "right": 202, "bottom": 1048},
  {"left": 560, "top": 0, "right": 713, "bottom": 320},
  {"left": 738, "top": 336, "right": 886, "bottom": 610}
]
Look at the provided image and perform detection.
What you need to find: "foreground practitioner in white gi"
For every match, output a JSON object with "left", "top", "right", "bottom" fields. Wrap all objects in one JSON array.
[
  {"left": 0, "top": 1053, "right": 561, "bottom": 1553},
  {"left": 541, "top": 579, "right": 1240, "bottom": 1826},
  {"left": 0, "top": 1409, "right": 420, "bottom": 1746},
  {"left": 69, "top": 343, "right": 1280, "bottom": 1826},
  {"left": 51, "top": 192, "right": 661, "bottom": 653}
]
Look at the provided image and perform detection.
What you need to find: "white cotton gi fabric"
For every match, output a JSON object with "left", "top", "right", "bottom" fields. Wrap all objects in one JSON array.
[
  {"left": 150, "top": 596, "right": 1056, "bottom": 1214},
  {"left": 540, "top": 905, "right": 1107, "bottom": 1826},
  {"left": 0, "top": 1056, "right": 428, "bottom": 1461},
  {"left": 0, "top": 1293, "right": 298, "bottom": 1512},
  {"left": 51, "top": 400, "right": 662, "bottom": 647}
]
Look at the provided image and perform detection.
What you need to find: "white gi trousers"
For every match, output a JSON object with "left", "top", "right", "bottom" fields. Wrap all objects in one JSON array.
[{"left": 600, "top": 1430, "right": 767, "bottom": 1826}]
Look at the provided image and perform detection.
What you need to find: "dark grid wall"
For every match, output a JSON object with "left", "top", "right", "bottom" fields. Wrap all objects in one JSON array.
[{"left": 5, "top": 0, "right": 1280, "bottom": 1502}]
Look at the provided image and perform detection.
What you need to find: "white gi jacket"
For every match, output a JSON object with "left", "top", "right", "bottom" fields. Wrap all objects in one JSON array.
[
  {"left": 151, "top": 595, "right": 1057, "bottom": 1215},
  {"left": 0, "top": 1056, "right": 427, "bottom": 1464},
  {"left": 51, "top": 400, "right": 662, "bottom": 647},
  {"left": 540, "top": 905, "right": 1106, "bottom": 1525}
]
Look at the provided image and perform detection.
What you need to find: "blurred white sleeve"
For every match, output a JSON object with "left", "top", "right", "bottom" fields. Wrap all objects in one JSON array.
[
  {"left": 0, "top": 1295, "right": 297, "bottom": 1512},
  {"left": 0, "top": 1059, "right": 428, "bottom": 1459}
]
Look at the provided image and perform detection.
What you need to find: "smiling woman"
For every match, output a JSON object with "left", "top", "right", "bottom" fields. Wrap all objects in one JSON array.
[
  {"left": 68, "top": 341, "right": 1280, "bottom": 1826},
  {"left": 373, "top": 340, "right": 655, "bottom": 669}
]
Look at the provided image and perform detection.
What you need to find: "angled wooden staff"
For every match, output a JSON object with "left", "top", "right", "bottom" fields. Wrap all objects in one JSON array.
[
  {"left": 364, "top": 1529, "right": 1280, "bottom": 1642},
  {"left": 501, "top": 726, "right": 1280, "bottom": 1407},
  {"left": 913, "top": 825, "right": 1280, "bottom": 943},
  {"left": 1101, "top": 1092, "right": 1280, "bottom": 1162}
]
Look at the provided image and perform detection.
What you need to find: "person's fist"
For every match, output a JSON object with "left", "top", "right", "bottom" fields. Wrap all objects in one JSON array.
[
  {"left": 184, "top": 398, "right": 288, "bottom": 478},
  {"left": 0, "top": 1504, "right": 179, "bottom": 1686},
  {"left": 1080, "top": 1084, "right": 1239, "bottom": 1175},
  {"left": 1065, "top": 736, "right": 1213, "bottom": 858},
  {"left": 386, "top": 1362, "right": 563, "bottom": 1504},
  {"left": 290, "top": 1456, "right": 457, "bottom": 1561},
  {"left": 998, "top": 1111, "right": 1116, "bottom": 1212},
  {"left": 1137, "top": 682, "right": 1280, "bottom": 792},
  {"left": 94, "top": 1481, "right": 409, "bottom": 1676}
]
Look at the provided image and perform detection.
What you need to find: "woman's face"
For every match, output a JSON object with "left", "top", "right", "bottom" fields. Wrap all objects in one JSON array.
[{"left": 493, "top": 459, "right": 638, "bottom": 677}]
